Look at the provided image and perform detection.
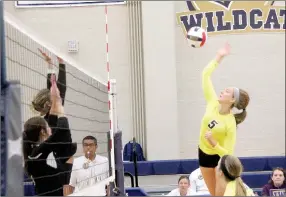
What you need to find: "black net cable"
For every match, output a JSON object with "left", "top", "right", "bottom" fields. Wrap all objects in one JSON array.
[
  {"left": 35, "top": 170, "right": 110, "bottom": 196},
  {"left": 6, "top": 56, "right": 108, "bottom": 104},
  {"left": 30, "top": 160, "right": 109, "bottom": 181},
  {"left": 6, "top": 35, "right": 107, "bottom": 94},
  {"left": 21, "top": 102, "right": 109, "bottom": 123},
  {"left": 23, "top": 153, "right": 109, "bottom": 162},
  {"left": 23, "top": 140, "right": 108, "bottom": 145},
  {"left": 20, "top": 83, "right": 108, "bottom": 114},
  {"left": 21, "top": 122, "right": 108, "bottom": 134}
]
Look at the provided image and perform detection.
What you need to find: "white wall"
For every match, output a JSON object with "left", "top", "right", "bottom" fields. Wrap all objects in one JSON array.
[
  {"left": 141, "top": 1, "right": 180, "bottom": 160},
  {"left": 4, "top": 1, "right": 285, "bottom": 160}
]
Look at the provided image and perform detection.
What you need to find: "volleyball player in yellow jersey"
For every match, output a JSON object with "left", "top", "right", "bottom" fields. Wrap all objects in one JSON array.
[
  {"left": 215, "top": 155, "right": 256, "bottom": 196},
  {"left": 198, "top": 43, "right": 250, "bottom": 196}
]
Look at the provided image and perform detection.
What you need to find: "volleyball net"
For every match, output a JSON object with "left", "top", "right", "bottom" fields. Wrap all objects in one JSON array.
[{"left": 1, "top": 6, "right": 118, "bottom": 196}]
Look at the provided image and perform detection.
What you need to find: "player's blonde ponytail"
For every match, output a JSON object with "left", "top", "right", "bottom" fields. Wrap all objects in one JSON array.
[
  {"left": 32, "top": 89, "right": 51, "bottom": 114},
  {"left": 233, "top": 89, "right": 250, "bottom": 125},
  {"left": 221, "top": 155, "right": 248, "bottom": 196},
  {"left": 235, "top": 177, "right": 247, "bottom": 196},
  {"left": 234, "top": 109, "right": 247, "bottom": 125}
]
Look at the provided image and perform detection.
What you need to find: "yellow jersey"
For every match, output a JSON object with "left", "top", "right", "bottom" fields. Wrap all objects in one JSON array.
[
  {"left": 224, "top": 180, "right": 256, "bottom": 196},
  {"left": 199, "top": 60, "right": 237, "bottom": 157}
]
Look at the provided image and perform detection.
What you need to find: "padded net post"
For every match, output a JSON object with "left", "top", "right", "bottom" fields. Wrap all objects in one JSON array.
[
  {"left": 5, "top": 81, "right": 23, "bottom": 196},
  {"left": 112, "top": 131, "right": 125, "bottom": 196},
  {"left": 1, "top": 0, "right": 7, "bottom": 195},
  {"left": 1, "top": 0, "right": 6, "bottom": 88}
]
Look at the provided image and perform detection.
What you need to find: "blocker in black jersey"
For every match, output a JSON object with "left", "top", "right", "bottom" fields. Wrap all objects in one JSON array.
[
  {"left": 31, "top": 51, "right": 77, "bottom": 190},
  {"left": 24, "top": 115, "right": 74, "bottom": 196}
]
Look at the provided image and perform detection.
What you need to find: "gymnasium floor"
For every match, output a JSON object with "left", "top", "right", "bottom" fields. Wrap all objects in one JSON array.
[{"left": 125, "top": 174, "right": 180, "bottom": 195}]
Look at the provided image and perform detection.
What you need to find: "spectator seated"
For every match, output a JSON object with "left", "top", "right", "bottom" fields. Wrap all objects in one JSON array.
[{"left": 124, "top": 156, "right": 284, "bottom": 189}]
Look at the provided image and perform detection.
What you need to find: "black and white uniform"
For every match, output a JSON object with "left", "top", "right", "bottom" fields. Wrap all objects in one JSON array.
[{"left": 26, "top": 115, "right": 74, "bottom": 196}]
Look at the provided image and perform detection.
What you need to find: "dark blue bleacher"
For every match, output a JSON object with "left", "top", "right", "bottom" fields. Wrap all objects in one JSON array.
[
  {"left": 24, "top": 174, "right": 35, "bottom": 196},
  {"left": 153, "top": 160, "right": 181, "bottom": 175},
  {"left": 124, "top": 156, "right": 285, "bottom": 176},
  {"left": 242, "top": 172, "right": 271, "bottom": 188},
  {"left": 125, "top": 187, "right": 149, "bottom": 196},
  {"left": 267, "top": 156, "right": 286, "bottom": 170},
  {"left": 239, "top": 156, "right": 286, "bottom": 171},
  {"left": 180, "top": 159, "right": 199, "bottom": 174},
  {"left": 125, "top": 161, "right": 154, "bottom": 176},
  {"left": 124, "top": 156, "right": 285, "bottom": 189}
]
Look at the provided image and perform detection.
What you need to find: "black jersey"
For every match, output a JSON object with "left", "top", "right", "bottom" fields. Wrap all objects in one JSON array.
[
  {"left": 45, "top": 64, "right": 77, "bottom": 186},
  {"left": 47, "top": 63, "right": 66, "bottom": 105},
  {"left": 26, "top": 115, "right": 74, "bottom": 196}
]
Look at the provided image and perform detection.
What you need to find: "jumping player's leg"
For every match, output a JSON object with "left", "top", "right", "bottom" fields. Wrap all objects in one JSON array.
[
  {"left": 200, "top": 167, "right": 216, "bottom": 196},
  {"left": 198, "top": 148, "right": 220, "bottom": 196}
]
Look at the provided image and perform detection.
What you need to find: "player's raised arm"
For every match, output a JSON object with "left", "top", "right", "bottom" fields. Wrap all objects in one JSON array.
[
  {"left": 202, "top": 43, "right": 231, "bottom": 104},
  {"left": 38, "top": 48, "right": 55, "bottom": 89},
  {"left": 49, "top": 75, "right": 64, "bottom": 117},
  {"left": 38, "top": 48, "right": 67, "bottom": 106},
  {"left": 57, "top": 56, "right": 67, "bottom": 106}
]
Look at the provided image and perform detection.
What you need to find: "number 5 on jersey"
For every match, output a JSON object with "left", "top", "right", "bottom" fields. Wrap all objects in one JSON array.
[{"left": 208, "top": 120, "right": 218, "bottom": 129}]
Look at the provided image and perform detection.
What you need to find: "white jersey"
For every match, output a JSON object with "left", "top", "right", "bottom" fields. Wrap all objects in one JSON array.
[
  {"left": 69, "top": 155, "right": 109, "bottom": 194},
  {"left": 166, "top": 188, "right": 195, "bottom": 196},
  {"left": 189, "top": 168, "right": 210, "bottom": 195}
]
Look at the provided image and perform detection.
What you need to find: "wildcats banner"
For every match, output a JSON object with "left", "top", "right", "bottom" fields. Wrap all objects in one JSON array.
[
  {"left": 15, "top": 0, "right": 125, "bottom": 8},
  {"left": 176, "top": 1, "right": 285, "bottom": 36}
]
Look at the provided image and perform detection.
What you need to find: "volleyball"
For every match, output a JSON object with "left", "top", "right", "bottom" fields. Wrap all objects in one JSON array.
[{"left": 187, "top": 26, "right": 207, "bottom": 48}]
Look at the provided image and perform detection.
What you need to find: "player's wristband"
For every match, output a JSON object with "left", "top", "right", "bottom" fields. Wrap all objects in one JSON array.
[{"left": 47, "top": 68, "right": 56, "bottom": 74}]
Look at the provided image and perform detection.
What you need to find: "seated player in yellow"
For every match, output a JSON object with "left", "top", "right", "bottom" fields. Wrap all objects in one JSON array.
[
  {"left": 216, "top": 155, "right": 256, "bottom": 196},
  {"left": 198, "top": 43, "right": 250, "bottom": 196}
]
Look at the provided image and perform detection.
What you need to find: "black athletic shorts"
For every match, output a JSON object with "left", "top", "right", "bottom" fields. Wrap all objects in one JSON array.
[{"left": 198, "top": 147, "right": 220, "bottom": 168}]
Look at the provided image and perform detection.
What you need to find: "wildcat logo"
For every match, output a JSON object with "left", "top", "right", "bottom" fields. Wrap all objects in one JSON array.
[{"left": 176, "top": 1, "right": 285, "bottom": 36}]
